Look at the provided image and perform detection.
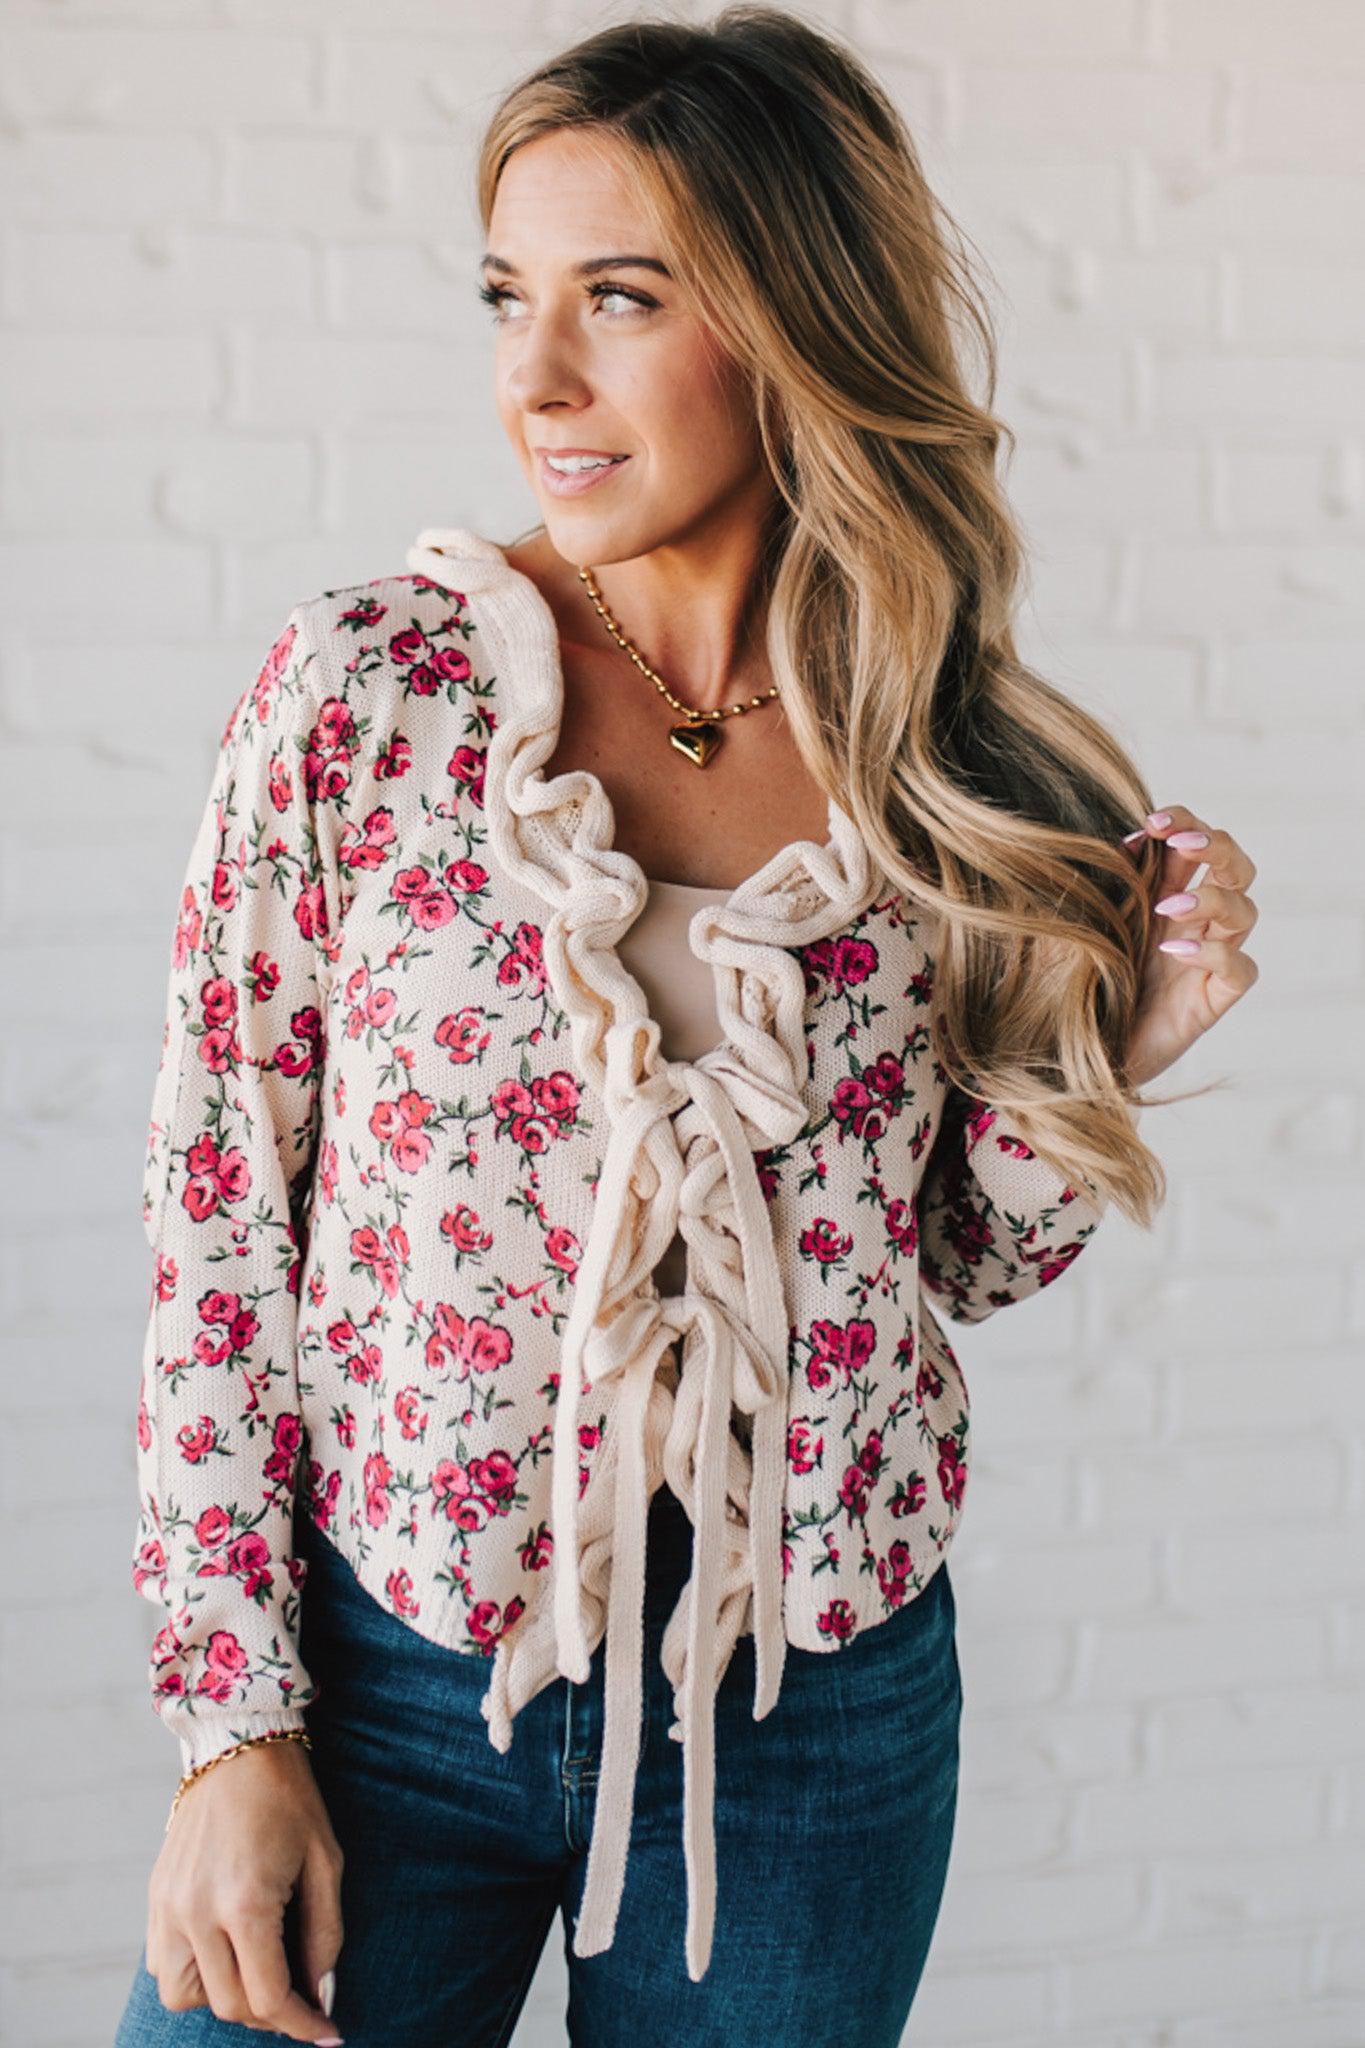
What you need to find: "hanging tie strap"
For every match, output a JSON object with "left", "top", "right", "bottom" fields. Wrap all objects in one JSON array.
[{"left": 479, "top": 1049, "right": 790, "bottom": 1983}]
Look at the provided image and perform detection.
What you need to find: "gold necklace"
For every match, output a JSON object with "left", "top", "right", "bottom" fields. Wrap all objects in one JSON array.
[{"left": 577, "top": 564, "right": 780, "bottom": 769}]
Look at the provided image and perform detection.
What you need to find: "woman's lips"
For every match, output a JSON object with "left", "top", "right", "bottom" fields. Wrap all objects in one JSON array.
[{"left": 537, "top": 451, "right": 631, "bottom": 497}]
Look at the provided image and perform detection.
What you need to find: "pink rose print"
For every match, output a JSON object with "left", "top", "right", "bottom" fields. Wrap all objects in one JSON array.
[
  {"left": 343, "top": 964, "right": 398, "bottom": 1041},
  {"left": 468, "top": 1593, "right": 526, "bottom": 1651},
  {"left": 336, "top": 594, "right": 388, "bottom": 631},
  {"left": 831, "top": 1051, "right": 906, "bottom": 1145},
  {"left": 304, "top": 697, "right": 358, "bottom": 804},
  {"left": 375, "top": 731, "right": 412, "bottom": 780},
  {"left": 788, "top": 1418, "right": 823, "bottom": 1475},
  {"left": 394, "top": 1387, "right": 429, "bottom": 1442},
  {"left": 1034, "top": 1240, "right": 1088, "bottom": 1284},
  {"left": 435, "top": 1006, "right": 492, "bottom": 1065},
  {"left": 391, "top": 863, "right": 460, "bottom": 932},
  {"left": 838, "top": 1447, "right": 878, "bottom": 1520},
  {"left": 496, "top": 920, "right": 548, "bottom": 996},
  {"left": 544, "top": 1224, "right": 580, "bottom": 1278},
  {"left": 805, "top": 1316, "right": 876, "bottom": 1392},
  {"left": 448, "top": 742, "right": 486, "bottom": 808},
  {"left": 799, "top": 933, "right": 878, "bottom": 994},
  {"left": 883, "top": 1195, "right": 918, "bottom": 1257},
  {"left": 182, "top": 1129, "right": 250, "bottom": 1224},
  {"left": 876, "top": 1538, "right": 913, "bottom": 1608},
  {"left": 888, "top": 1471, "right": 928, "bottom": 1518},
  {"left": 517, "top": 1524, "right": 554, "bottom": 1572},
  {"left": 800, "top": 1217, "right": 853, "bottom": 1269},
  {"left": 175, "top": 1415, "right": 219, "bottom": 1465},
  {"left": 425, "top": 1307, "right": 513, "bottom": 1381},
  {"left": 245, "top": 621, "right": 296, "bottom": 731},
  {"left": 339, "top": 806, "right": 398, "bottom": 874},
  {"left": 263, "top": 1412, "right": 302, "bottom": 1495},
  {"left": 171, "top": 881, "right": 204, "bottom": 973},
  {"left": 368, "top": 1088, "right": 436, "bottom": 1172},
  {"left": 195, "top": 1505, "right": 232, "bottom": 1549},
  {"left": 470, "top": 1451, "right": 518, "bottom": 1507},
  {"left": 816, "top": 1599, "right": 858, "bottom": 1645},
  {"left": 491, "top": 1072, "right": 581, "bottom": 1155},
  {"left": 937, "top": 1433, "right": 966, "bottom": 1507},
  {"left": 349, "top": 1223, "right": 406, "bottom": 1299},
  {"left": 388, "top": 624, "right": 435, "bottom": 670},
  {"left": 194, "top": 1290, "right": 259, "bottom": 1368},
  {"left": 432, "top": 1459, "right": 483, "bottom": 1530},
  {"left": 275, "top": 1003, "right": 324, "bottom": 1080},
  {"left": 196, "top": 1628, "right": 251, "bottom": 1704},
  {"left": 386, "top": 1565, "right": 422, "bottom": 1616},
  {"left": 441, "top": 1203, "right": 494, "bottom": 1258},
  {"left": 364, "top": 1450, "right": 393, "bottom": 1528}
]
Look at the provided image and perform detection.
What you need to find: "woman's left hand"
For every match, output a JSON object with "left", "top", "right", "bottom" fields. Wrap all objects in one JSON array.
[{"left": 1119, "top": 804, "right": 1259, "bottom": 1089}]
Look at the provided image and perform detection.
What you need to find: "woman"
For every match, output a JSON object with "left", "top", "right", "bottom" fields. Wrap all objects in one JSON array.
[{"left": 116, "top": 10, "right": 1258, "bottom": 2046}]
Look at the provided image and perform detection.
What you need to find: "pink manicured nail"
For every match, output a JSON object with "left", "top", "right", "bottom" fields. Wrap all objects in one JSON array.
[
  {"left": 1159, "top": 938, "right": 1202, "bottom": 955},
  {"left": 1145, "top": 810, "right": 1172, "bottom": 827},
  {"left": 1120, "top": 826, "right": 1148, "bottom": 844},
  {"left": 1168, "top": 830, "right": 1209, "bottom": 850},
  {"left": 1155, "top": 892, "right": 1197, "bottom": 915}
]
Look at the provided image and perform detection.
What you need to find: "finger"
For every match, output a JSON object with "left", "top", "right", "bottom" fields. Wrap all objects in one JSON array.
[
  {"left": 194, "top": 1923, "right": 254, "bottom": 2028},
  {"left": 1120, "top": 803, "right": 1202, "bottom": 845},
  {"left": 1152, "top": 879, "right": 1258, "bottom": 943},
  {"left": 231, "top": 1898, "right": 336, "bottom": 2041},
  {"left": 1124, "top": 808, "right": 1258, "bottom": 894},
  {"left": 1176, "top": 821, "right": 1257, "bottom": 892},
  {"left": 1120, "top": 806, "right": 1209, "bottom": 889},
  {"left": 1156, "top": 933, "right": 1261, "bottom": 991},
  {"left": 295, "top": 1840, "right": 346, "bottom": 2020},
  {"left": 152, "top": 1931, "right": 208, "bottom": 2015}
]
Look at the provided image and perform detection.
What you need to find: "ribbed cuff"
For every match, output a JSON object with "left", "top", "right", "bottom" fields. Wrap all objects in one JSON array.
[{"left": 176, "top": 1707, "right": 311, "bottom": 1777}]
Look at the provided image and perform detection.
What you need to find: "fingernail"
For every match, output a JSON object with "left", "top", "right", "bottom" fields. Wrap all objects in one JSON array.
[
  {"left": 1168, "top": 830, "right": 1209, "bottom": 850},
  {"left": 1155, "top": 892, "right": 1197, "bottom": 915},
  {"left": 1120, "top": 826, "right": 1148, "bottom": 844},
  {"left": 318, "top": 1970, "right": 336, "bottom": 2016},
  {"left": 317, "top": 2037, "right": 344, "bottom": 2046},
  {"left": 1159, "top": 938, "right": 1202, "bottom": 955},
  {"left": 1145, "top": 810, "right": 1172, "bottom": 828}
]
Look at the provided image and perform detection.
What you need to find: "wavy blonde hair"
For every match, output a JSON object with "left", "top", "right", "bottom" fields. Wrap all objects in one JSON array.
[{"left": 476, "top": 4, "right": 1226, "bottom": 1227}]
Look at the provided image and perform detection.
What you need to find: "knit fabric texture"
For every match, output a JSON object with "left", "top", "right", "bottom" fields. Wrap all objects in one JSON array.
[{"left": 131, "top": 526, "right": 1112, "bottom": 1981}]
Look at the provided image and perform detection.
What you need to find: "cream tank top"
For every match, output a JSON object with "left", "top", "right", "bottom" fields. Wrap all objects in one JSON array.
[{"left": 615, "top": 877, "right": 729, "bottom": 1296}]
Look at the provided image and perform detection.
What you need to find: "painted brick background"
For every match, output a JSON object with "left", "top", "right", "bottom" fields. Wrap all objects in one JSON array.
[{"left": 0, "top": 1, "right": 1361, "bottom": 2042}]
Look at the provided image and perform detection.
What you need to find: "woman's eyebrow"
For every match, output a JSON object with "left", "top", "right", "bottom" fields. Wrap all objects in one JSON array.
[{"left": 479, "top": 253, "right": 673, "bottom": 280}]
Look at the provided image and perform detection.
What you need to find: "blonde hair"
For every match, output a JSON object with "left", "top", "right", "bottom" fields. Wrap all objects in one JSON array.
[{"left": 476, "top": 4, "right": 1227, "bottom": 1226}]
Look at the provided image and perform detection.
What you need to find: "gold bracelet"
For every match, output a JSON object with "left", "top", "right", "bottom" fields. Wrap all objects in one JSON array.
[{"left": 165, "top": 1728, "right": 313, "bottom": 1835}]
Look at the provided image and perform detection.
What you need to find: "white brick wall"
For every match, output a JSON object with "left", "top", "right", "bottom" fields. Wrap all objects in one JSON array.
[{"left": 0, "top": 1, "right": 1360, "bottom": 2042}]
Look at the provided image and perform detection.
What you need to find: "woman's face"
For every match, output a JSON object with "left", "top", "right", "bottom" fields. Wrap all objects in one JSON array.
[{"left": 482, "top": 128, "right": 773, "bottom": 567}]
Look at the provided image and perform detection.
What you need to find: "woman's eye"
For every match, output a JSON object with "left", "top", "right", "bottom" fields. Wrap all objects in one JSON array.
[
  {"left": 475, "top": 282, "right": 655, "bottom": 322},
  {"left": 595, "top": 286, "right": 649, "bottom": 313},
  {"left": 477, "top": 283, "right": 519, "bottom": 321}
]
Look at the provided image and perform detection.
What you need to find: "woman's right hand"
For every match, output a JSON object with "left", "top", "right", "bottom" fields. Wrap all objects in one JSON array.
[{"left": 145, "top": 1737, "right": 345, "bottom": 2041}]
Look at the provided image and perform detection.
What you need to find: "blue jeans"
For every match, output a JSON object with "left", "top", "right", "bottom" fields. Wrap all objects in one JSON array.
[{"left": 116, "top": 1481, "right": 961, "bottom": 2047}]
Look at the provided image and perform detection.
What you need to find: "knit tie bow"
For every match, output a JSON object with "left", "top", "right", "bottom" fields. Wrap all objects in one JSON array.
[{"left": 480, "top": 1049, "right": 793, "bottom": 1983}]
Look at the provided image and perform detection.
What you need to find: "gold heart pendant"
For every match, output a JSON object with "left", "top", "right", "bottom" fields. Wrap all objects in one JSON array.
[{"left": 669, "top": 720, "right": 722, "bottom": 768}]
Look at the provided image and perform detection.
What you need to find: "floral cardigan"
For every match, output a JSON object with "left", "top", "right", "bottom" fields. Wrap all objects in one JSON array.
[{"left": 131, "top": 526, "right": 1111, "bottom": 1982}]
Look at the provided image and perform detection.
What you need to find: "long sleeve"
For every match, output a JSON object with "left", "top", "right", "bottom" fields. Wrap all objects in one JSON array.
[
  {"left": 917, "top": 1080, "right": 1111, "bottom": 1326},
  {"left": 130, "top": 610, "right": 331, "bottom": 1773}
]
